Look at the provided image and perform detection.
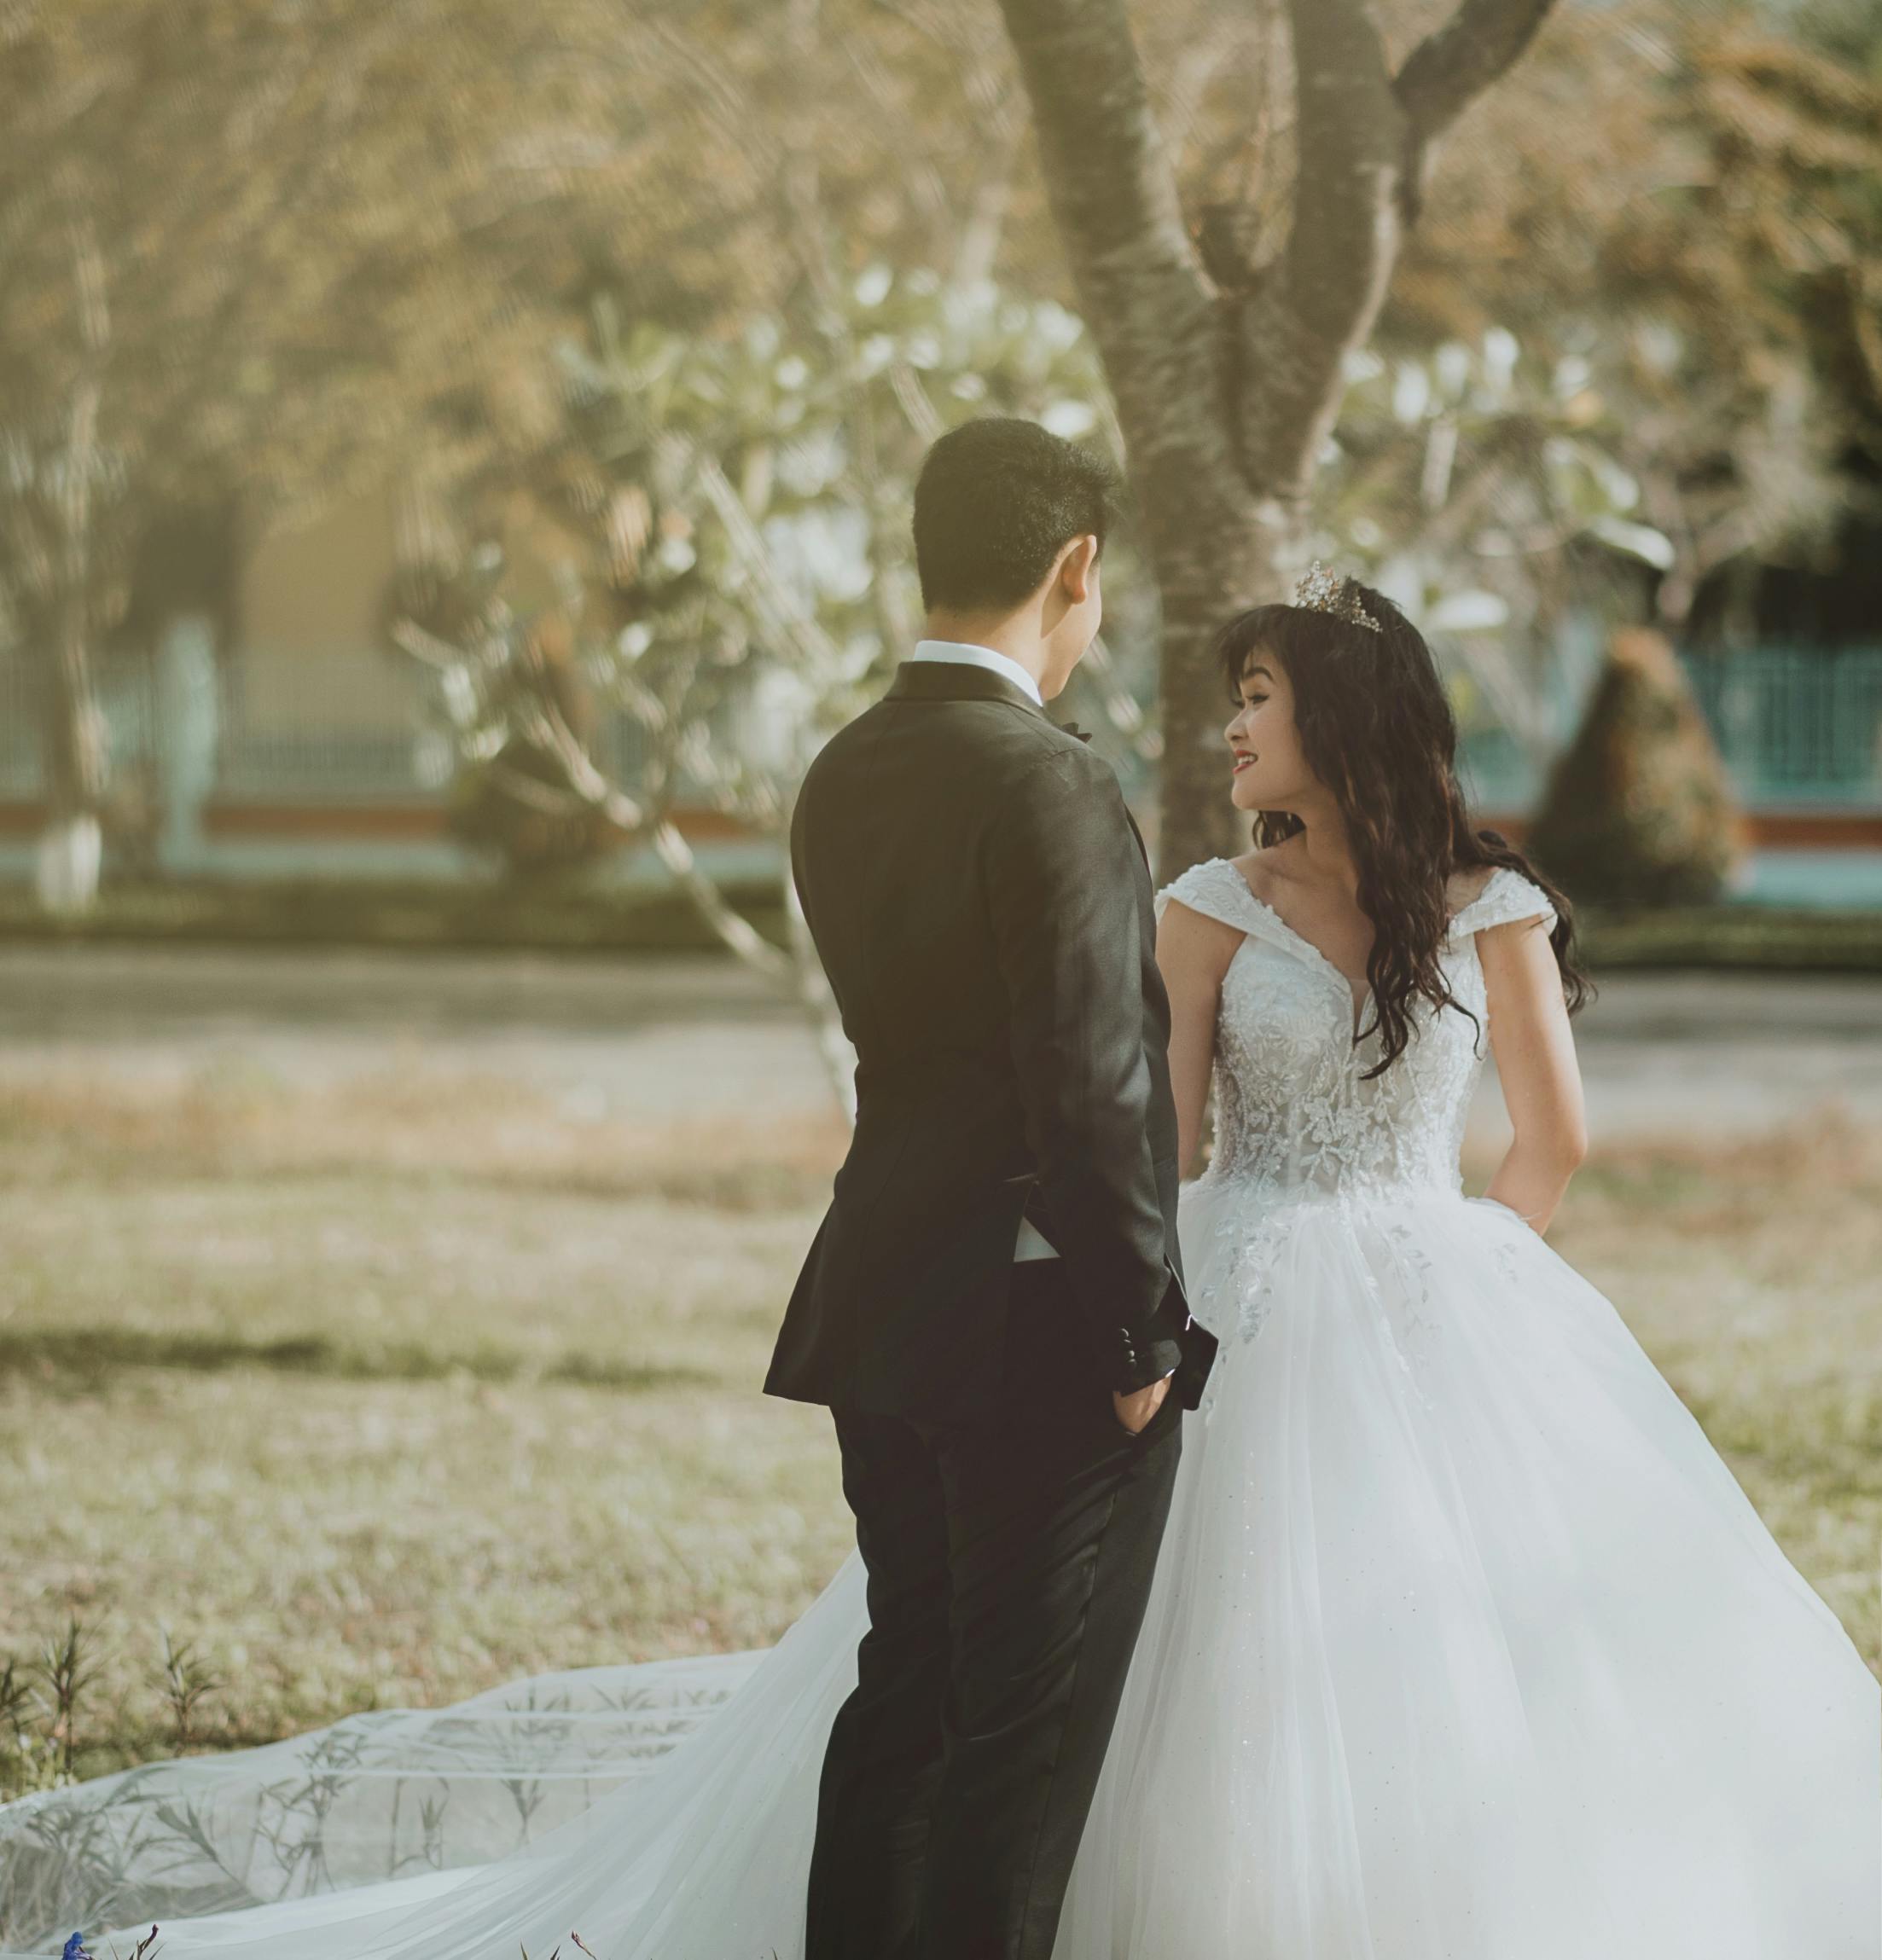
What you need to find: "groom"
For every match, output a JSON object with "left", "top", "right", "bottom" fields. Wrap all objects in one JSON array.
[{"left": 768, "top": 416, "right": 1217, "bottom": 1960}]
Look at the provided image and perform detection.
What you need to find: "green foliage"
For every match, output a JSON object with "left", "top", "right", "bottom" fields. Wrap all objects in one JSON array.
[
  {"left": 1530, "top": 629, "right": 1746, "bottom": 908},
  {"left": 409, "top": 285, "right": 1653, "bottom": 867},
  {"left": 1403, "top": 3, "right": 1882, "bottom": 623},
  {"left": 396, "top": 266, "right": 1118, "bottom": 873},
  {"left": 1311, "top": 328, "right": 1664, "bottom": 755},
  {"left": 557, "top": 268, "right": 1114, "bottom": 809}
]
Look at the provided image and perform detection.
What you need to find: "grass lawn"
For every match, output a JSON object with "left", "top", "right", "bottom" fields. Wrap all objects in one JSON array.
[{"left": 1, "top": 1065, "right": 1876, "bottom": 1793}]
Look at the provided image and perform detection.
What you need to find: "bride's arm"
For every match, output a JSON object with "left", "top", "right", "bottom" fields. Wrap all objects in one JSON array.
[
  {"left": 1155, "top": 901, "right": 1241, "bottom": 1179},
  {"left": 1478, "top": 914, "right": 1589, "bottom": 1232}
]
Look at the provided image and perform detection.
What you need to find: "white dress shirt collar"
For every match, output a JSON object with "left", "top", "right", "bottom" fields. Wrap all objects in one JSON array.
[{"left": 909, "top": 639, "right": 1044, "bottom": 708}]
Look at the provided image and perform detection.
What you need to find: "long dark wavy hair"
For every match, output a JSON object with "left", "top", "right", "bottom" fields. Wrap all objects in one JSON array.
[{"left": 1217, "top": 580, "right": 1589, "bottom": 1079}]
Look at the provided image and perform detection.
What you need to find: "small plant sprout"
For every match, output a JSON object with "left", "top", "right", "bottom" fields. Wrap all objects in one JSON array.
[
  {"left": 156, "top": 1630, "right": 220, "bottom": 1752},
  {"left": 40, "top": 1619, "right": 96, "bottom": 1780}
]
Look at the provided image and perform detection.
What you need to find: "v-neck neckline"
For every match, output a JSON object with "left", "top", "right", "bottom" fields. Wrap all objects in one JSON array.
[{"left": 1221, "top": 861, "right": 1376, "bottom": 1041}]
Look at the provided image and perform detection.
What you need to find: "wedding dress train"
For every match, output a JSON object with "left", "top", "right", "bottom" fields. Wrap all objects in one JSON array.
[{"left": 3, "top": 865, "right": 1875, "bottom": 1958}]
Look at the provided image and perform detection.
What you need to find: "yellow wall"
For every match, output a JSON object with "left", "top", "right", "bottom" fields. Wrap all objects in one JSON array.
[
  {"left": 234, "top": 481, "right": 595, "bottom": 738},
  {"left": 237, "top": 488, "right": 412, "bottom": 733}
]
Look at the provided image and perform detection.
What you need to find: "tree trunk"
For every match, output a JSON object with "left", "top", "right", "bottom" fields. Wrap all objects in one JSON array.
[
  {"left": 36, "top": 813, "right": 102, "bottom": 914},
  {"left": 32, "top": 354, "right": 112, "bottom": 915},
  {"left": 996, "top": 0, "right": 1559, "bottom": 878},
  {"left": 1133, "top": 467, "right": 1277, "bottom": 876},
  {"left": 37, "top": 577, "right": 109, "bottom": 915}
]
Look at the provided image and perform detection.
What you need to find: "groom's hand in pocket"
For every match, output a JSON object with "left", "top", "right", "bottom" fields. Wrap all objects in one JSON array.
[{"left": 1112, "top": 1376, "right": 1170, "bottom": 1436}]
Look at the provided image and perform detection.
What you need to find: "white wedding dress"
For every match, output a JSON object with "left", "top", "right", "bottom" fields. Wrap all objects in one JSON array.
[{"left": 3, "top": 864, "right": 1876, "bottom": 1959}]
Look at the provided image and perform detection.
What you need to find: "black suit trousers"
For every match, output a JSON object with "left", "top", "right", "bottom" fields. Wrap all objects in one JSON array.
[{"left": 804, "top": 1260, "right": 1182, "bottom": 1960}]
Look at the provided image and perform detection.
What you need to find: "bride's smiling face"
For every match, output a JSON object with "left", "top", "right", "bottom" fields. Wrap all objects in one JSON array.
[{"left": 1226, "top": 649, "right": 1317, "bottom": 814}]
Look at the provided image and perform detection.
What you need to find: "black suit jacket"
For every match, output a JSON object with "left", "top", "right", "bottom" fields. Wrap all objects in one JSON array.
[{"left": 765, "top": 657, "right": 1217, "bottom": 1428}]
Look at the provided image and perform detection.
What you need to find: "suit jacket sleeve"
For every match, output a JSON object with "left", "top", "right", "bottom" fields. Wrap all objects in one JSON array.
[{"left": 982, "top": 747, "right": 1183, "bottom": 1394}]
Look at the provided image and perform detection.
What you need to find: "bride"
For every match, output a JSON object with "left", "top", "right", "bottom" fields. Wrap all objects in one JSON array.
[{"left": 3, "top": 574, "right": 1876, "bottom": 1959}]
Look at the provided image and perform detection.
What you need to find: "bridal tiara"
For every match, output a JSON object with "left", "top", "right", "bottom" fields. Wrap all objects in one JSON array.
[{"left": 1292, "top": 560, "right": 1382, "bottom": 635}]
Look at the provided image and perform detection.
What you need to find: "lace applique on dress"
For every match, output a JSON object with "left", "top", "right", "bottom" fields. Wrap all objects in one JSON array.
[{"left": 1156, "top": 858, "right": 1557, "bottom": 1366}]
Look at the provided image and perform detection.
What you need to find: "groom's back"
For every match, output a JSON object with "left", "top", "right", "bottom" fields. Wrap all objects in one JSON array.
[
  {"left": 768, "top": 657, "right": 1172, "bottom": 1426},
  {"left": 766, "top": 415, "right": 1187, "bottom": 1429},
  {"left": 793, "top": 685, "right": 1066, "bottom": 1062}
]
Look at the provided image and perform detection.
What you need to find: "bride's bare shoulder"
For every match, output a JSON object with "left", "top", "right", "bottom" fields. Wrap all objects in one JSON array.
[
  {"left": 1158, "top": 859, "right": 1252, "bottom": 983},
  {"left": 1226, "top": 844, "right": 1293, "bottom": 906},
  {"left": 1445, "top": 864, "right": 1499, "bottom": 915}
]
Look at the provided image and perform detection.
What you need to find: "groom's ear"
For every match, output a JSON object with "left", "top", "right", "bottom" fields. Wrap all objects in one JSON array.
[{"left": 1057, "top": 534, "right": 1100, "bottom": 606}]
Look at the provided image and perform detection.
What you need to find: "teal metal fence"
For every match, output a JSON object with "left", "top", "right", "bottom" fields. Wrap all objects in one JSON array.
[
  {"left": 1683, "top": 646, "right": 1882, "bottom": 807},
  {"left": 1458, "top": 646, "right": 1882, "bottom": 815},
  {"left": 0, "top": 646, "right": 437, "bottom": 804},
  {"left": 5, "top": 643, "right": 1881, "bottom": 817}
]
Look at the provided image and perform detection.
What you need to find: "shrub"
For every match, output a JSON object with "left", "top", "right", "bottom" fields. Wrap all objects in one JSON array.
[{"left": 1529, "top": 629, "right": 1745, "bottom": 908}]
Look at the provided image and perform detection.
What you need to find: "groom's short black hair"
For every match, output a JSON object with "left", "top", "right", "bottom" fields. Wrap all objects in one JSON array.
[{"left": 913, "top": 417, "right": 1122, "bottom": 612}]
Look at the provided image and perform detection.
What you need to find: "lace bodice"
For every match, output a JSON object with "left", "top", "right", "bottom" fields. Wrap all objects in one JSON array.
[{"left": 1155, "top": 859, "right": 1557, "bottom": 1202}]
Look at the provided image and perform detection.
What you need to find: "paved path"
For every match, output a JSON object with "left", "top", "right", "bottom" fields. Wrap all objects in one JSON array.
[{"left": 3, "top": 944, "right": 1879, "bottom": 1141}]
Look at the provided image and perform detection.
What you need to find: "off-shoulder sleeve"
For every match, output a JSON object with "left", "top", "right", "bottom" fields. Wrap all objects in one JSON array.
[
  {"left": 1155, "top": 859, "right": 1263, "bottom": 931},
  {"left": 1449, "top": 867, "right": 1558, "bottom": 938},
  {"left": 1155, "top": 859, "right": 1314, "bottom": 965}
]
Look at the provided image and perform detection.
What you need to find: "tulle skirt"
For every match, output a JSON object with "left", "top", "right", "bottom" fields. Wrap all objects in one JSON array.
[
  {"left": 1058, "top": 1180, "right": 1879, "bottom": 1958},
  {"left": 3, "top": 1182, "right": 1876, "bottom": 1958}
]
